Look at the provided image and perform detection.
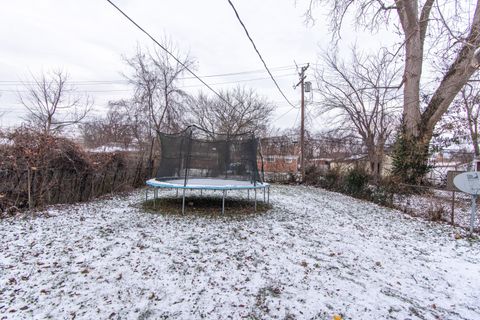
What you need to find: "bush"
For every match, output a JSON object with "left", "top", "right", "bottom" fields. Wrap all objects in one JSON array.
[
  {"left": 0, "top": 127, "right": 148, "bottom": 215},
  {"left": 369, "top": 184, "right": 394, "bottom": 207},
  {"left": 306, "top": 164, "right": 397, "bottom": 207},
  {"left": 317, "top": 167, "right": 343, "bottom": 191},
  {"left": 427, "top": 204, "right": 445, "bottom": 222},
  {"left": 391, "top": 125, "right": 431, "bottom": 184},
  {"left": 343, "top": 167, "right": 369, "bottom": 196},
  {"left": 304, "top": 165, "right": 322, "bottom": 185}
]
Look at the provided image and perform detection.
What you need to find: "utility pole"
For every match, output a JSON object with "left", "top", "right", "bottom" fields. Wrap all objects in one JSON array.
[{"left": 294, "top": 63, "right": 309, "bottom": 183}]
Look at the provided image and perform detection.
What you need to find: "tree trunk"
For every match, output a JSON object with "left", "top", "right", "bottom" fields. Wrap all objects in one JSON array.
[
  {"left": 392, "top": 125, "right": 431, "bottom": 184},
  {"left": 147, "top": 137, "right": 155, "bottom": 178},
  {"left": 473, "top": 121, "right": 480, "bottom": 157},
  {"left": 402, "top": 23, "right": 423, "bottom": 138},
  {"left": 393, "top": 0, "right": 480, "bottom": 183}
]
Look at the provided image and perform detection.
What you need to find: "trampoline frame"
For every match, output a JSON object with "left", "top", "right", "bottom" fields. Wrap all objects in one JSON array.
[{"left": 145, "top": 178, "right": 270, "bottom": 214}]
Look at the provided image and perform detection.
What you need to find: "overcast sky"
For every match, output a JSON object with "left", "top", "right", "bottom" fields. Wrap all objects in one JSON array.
[{"left": 0, "top": 0, "right": 391, "bottom": 131}]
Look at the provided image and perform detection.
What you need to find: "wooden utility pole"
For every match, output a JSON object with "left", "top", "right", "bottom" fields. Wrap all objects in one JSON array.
[{"left": 294, "top": 64, "right": 309, "bottom": 183}]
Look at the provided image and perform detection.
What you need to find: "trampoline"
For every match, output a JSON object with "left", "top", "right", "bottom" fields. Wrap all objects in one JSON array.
[{"left": 145, "top": 126, "right": 270, "bottom": 214}]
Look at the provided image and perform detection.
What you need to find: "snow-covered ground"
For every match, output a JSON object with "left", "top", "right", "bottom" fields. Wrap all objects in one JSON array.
[
  {"left": 394, "top": 189, "right": 477, "bottom": 230},
  {"left": 1, "top": 186, "right": 479, "bottom": 319}
]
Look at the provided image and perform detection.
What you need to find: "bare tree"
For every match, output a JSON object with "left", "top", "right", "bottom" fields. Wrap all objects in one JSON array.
[
  {"left": 186, "top": 86, "right": 275, "bottom": 137},
  {"left": 304, "top": 0, "right": 480, "bottom": 183},
  {"left": 108, "top": 99, "right": 149, "bottom": 147},
  {"left": 124, "top": 41, "right": 195, "bottom": 136},
  {"left": 118, "top": 40, "right": 194, "bottom": 177},
  {"left": 81, "top": 106, "right": 134, "bottom": 149},
  {"left": 437, "top": 81, "right": 480, "bottom": 156},
  {"left": 457, "top": 84, "right": 480, "bottom": 156},
  {"left": 315, "top": 48, "right": 402, "bottom": 179},
  {"left": 311, "top": 131, "right": 365, "bottom": 161},
  {"left": 19, "top": 70, "right": 92, "bottom": 134}
]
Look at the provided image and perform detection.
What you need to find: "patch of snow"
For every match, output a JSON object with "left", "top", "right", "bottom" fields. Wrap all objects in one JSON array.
[
  {"left": 0, "top": 138, "right": 13, "bottom": 146},
  {"left": 394, "top": 189, "right": 478, "bottom": 230},
  {"left": 88, "top": 145, "right": 137, "bottom": 153},
  {"left": 1, "top": 186, "right": 479, "bottom": 319}
]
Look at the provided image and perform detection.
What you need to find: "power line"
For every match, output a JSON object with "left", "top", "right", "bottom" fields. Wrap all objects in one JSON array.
[
  {"left": 194, "top": 65, "right": 296, "bottom": 79},
  {"left": 105, "top": 0, "right": 235, "bottom": 109},
  {"left": 293, "top": 108, "right": 300, "bottom": 128},
  {"left": 182, "top": 73, "right": 295, "bottom": 88},
  {"left": 273, "top": 106, "right": 298, "bottom": 122},
  {"left": 226, "top": 0, "right": 297, "bottom": 108},
  {"left": 0, "top": 73, "right": 293, "bottom": 91},
  {"left": 0, "top": 73, "right": 297, "bottom": 94},
  {"left": 0, "top": 64, "right": 303, "bottom": 85}
]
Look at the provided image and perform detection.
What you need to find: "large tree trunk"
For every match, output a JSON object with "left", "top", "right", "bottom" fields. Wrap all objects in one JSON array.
[
  {"left": 397, "top": 0, "right": 424, "bottom": 138},
  {"left": 365, "top": 136, "right": 383, "bottom": 182},
  {"left": 392, "top": 0, "right": 480, "bottom": 183}
]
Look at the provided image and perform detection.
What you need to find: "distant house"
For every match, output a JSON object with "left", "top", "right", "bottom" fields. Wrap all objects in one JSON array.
[
  {"left": 329, "top": 153, "right": 393, "bottom": 177},
  {"left": 259, "top": 136, "right": 299, "bottom": 181},
  {"left": 427, "top": 152, "right": 472, "bottom": 185},
  {"left": 261, "top": 154, "right": 298, "bottom": 173},
  {"left": 259, "top": 136, "right": 394, "bottom": 179},
  {"left": 309, "top": 158, "right": 332, "bottom": 172}
]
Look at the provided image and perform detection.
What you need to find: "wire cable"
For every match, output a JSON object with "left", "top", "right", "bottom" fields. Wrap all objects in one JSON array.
[
  {"left": 293, "top": 108, "right": 301, "bottom": 128},
  {"left": 0, "top": 73, "right": 297, "bottom": 94},
  {"left": 0, "top": 64, "right": 303, "bottom": 85},
  {"left": 273, "top": 106, "right": 298, "bottom": 122},
  {"left": 105, "top": 0, "right": 235, "bottom": 109},
  {"left": 226, "top": 0, "right": 297, "bottom": 108}
]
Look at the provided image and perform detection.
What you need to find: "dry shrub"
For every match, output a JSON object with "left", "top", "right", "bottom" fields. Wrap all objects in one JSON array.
[
  {"left": 0, "top": 127, "right": 147, "bottom": 215},
  {"left": 427, "top": 203, "right": 446, "bottom": 222}
]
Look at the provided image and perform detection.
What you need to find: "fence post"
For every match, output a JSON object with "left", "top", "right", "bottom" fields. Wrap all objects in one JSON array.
[
  {"left": 27, "top": 167, "right": 32, "bottom": 209},
  {"left": 451, "top": 190, "right": 455, "bottom": 225}
]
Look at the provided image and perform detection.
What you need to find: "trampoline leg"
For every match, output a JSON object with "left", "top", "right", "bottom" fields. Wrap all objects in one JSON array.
[
  {"left": 263, "top": 187, "right": 266, "bottom": 202},
  {"left": 182, "top": 189, "right": 186, "bottom": 214},
  {"left": 154, "top": 188, "right": 157, "bottom": 209},
  {"left": 145, "top": 188, "right": 148, "bottom": 202},
  {"left": 247, "top": 189, "right": 250, "bottom": 200},
  {"left": 222, "top": 190, "right": 226, "bottom": 214},
  {"left": 176, "top": 189, "right": 179, "bottom": 198},
  {"left": 267, "top": 186, "right": 270, "bottom": 205},
  {"left": 254, "top": 188, "right": 257, "bottom": 212}
]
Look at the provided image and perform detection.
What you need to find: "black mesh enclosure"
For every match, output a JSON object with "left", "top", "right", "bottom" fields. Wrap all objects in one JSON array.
[{"left": 155, "top": 126, "right": 263, "bottom": 185}]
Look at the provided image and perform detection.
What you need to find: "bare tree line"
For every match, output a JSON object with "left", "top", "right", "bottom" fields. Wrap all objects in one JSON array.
[
  {"left": 11, "top": 3, "right": 480, "bottom": 186},
  {"left": 14, "top": 38, "right": 274, "bottom": 149},
  {"left": 436, "top": 77, "right": 480, "bottom": 156},
  {"left": 315, "top": 47, "right": 402, "bottom": 179},
  {"left": 304, "top": 0, "right": 480, "bottom": 183}
]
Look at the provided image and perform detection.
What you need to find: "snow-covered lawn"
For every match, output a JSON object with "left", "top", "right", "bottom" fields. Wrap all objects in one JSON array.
[
  {"left": 394, "top": 189, "right": 480, "bottom": 232},
  {"left": 1, "top": 186, "right": 479, "bottom": 319}
]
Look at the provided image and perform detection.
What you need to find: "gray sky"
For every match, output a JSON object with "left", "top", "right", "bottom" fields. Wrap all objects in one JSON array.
[{"left": 0, "top": 0, "right": 389, "bottom": 131}]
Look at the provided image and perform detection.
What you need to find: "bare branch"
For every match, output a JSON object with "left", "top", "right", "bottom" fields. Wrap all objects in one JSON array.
[
  {"left": 123, "top": 38, "right": 195, "bottom": 135},
  {"left": 19, "top": 70, "right": 92, "bottom": 134},
  {"left": 315, "top": 47, "right": 402, "bottom": 178},
  {"left": 186, "top": 86, "right": 274, "bottom": 137}
]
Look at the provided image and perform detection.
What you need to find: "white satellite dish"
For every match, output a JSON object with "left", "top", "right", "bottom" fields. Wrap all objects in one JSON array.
[{"left": 453, "top": 171, "right": 480, "bottom": 194}]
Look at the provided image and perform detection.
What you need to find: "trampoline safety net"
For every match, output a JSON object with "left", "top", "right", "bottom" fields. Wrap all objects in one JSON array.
[{"left": 155, "top": 126, "right": 263, "bottom": 185}]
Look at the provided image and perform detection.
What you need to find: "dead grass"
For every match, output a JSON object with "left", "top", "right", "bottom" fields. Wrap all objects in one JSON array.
[{"left": 142, "top": 195, "right": 272, "bottom": 217}]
